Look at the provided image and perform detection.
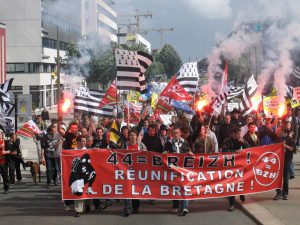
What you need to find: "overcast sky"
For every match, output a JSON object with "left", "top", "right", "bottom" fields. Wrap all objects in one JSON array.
[{"left": 114, "top": 0, "right": 238, "bottom": 62}]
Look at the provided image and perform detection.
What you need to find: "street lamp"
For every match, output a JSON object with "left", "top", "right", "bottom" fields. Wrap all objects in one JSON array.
[
  {"left": 50, "top": 71, "right": 56, "bottom": 109},
  {"left": 55, "top": 25, "right": 62, "bottom": 119}
]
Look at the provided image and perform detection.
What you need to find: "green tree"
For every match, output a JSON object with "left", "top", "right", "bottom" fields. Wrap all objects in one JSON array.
[
  {"left": 144, "top": 61, "right": 165, "bottom": 81},
  {"left": 156, "top": 44, "right": 182, "bottom": 78},
  {"left": 87, "top": 46, "right": 116, "bottom": 89}
]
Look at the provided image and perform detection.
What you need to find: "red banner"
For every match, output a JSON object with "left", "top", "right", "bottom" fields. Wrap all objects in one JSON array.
[{"left": 61, "top": 144, "right": 284, "bottom": 200}]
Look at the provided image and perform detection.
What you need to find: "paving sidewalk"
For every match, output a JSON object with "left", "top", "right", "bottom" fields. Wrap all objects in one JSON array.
[{"left": 239, "top": 153, "right": 300, "bottom": 225}]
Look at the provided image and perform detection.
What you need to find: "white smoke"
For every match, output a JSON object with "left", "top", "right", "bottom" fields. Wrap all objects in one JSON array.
[{"left": 206, "top": 0, "right": 300, "bottom": 99}]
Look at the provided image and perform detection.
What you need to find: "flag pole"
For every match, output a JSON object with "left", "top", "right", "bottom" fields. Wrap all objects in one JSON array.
[
  {"left": 113, "top": 48, "right": 119, "bottom": 120},
  {"left": 127, "top": 92, "right": 130, "bottom": 126}
]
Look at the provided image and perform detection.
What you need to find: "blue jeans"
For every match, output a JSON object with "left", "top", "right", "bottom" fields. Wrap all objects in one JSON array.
[
  {"left": 289, "top": 162, "right": 295, "bottom": 178},
  {"left": 45, "top": 156, "right": 58, "bottom": 184},
  {"left": 172, "top": 200, "right": 188, "bottom": 210}
]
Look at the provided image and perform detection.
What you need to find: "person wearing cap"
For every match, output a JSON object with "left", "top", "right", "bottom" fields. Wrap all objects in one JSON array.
[
  {"left": 221, "top": 127, "right": 247, "bottom": 211},
  {"left": 231, "top": 108, "right": 243, "bottom": 128}
]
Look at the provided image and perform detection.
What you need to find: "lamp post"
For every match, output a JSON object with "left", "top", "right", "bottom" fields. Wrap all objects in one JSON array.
[
  {"left": 55, "top": 25, "right": 62, "bottom": 118},
  {"left": 50, "top": 72, "right": 56, "bottom": 110}
]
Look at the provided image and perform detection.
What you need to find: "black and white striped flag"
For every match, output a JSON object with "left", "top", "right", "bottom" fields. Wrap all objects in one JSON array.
[
  {"left": 176, "top": 62, "right": 199, "bottom": 95},
  {"left": 0, "top": 78, "right": 15, "bottom": 116},
  {"left": 285, "top": 86, "right": 293, "bottom": 99},
  {"left": 0, "top": 112, "right": 14, "bottom": 134},
  {"left": 226, "top": 86, "right": 244, "bottom": 100},
  {"left": 74, "top": 87, "right": 114, "bottom": 117},
  {"left": 115, "top": 49, "right": 153, "bottom": 93},
  {"left": 239, "top": 75, "right": 260, "bottom": 116},
  {"left": 292, "top": 66, "right": 300, "bottom": 79}
]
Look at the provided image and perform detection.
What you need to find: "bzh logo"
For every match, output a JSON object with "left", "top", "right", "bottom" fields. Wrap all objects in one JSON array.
[{"left": 253, "top": 152, "right": 280, "bottom": 186}]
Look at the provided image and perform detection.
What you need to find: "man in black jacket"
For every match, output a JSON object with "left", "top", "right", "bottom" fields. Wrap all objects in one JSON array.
[
  {"left": 222, "top": 127, "right": 247, "bottom": 211},
  {"left": 243, "top": 122, "right": 260, "bottom": 148},
  {"left": 218, "top": 114, "right": 233, "bottom": 146},
  {"left": 142, "top": 124, "right": 163, "bottom": 153}
]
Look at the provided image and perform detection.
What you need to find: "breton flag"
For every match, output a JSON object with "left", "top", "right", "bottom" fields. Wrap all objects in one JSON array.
[
  {"left": 176, "top": 62, "right": 199, "bottom": 95},
  {"left": 285, "top": 86, "right": 293, "bottom": 99},
  {"left": 239, "top": 75, "right": 261, "bottom": 116},
  {"left": 0, "top": 78, "right": 14, "bottom": 116},
  {"left": 115, "top": 49, "right": 153, "bottom": 93},
  {"left": 226, "top": 86, "right": 244, "bottom": 100},
  {"left": 74, "top": 87, "right": 113, "bottom": 117},
  {"left": 292, "top": 65, "right": 300, "bottom": 79},
  {"left": 0, "top": 112, "right": 14, "bottom": 134}
]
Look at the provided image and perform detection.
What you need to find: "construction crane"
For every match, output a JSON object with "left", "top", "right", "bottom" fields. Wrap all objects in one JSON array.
[
  {"left": 118, "top": 19, "right": 138, "bottom": 33},
  {"left": 141, "top": 28, "right": 174, "bottom": 48},
  {"left": 120, "top": 9, "right": 152, "bottom": 33}
]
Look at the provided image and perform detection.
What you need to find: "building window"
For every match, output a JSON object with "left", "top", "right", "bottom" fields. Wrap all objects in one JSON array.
[
  {"left": 15, "top": 63, "right": 25, "bottom": 72},
  {"left": 6, "top": 64, "right": 15, "bottom": 72},
  {"left": 97, "top": 4, "right": 117, "bottom": 23},
  {"left": 28, "top": 63, "right": 41, "bottom": 73},
  {"left": 98, "top": 21, "right": 117, "bottom": 35}
]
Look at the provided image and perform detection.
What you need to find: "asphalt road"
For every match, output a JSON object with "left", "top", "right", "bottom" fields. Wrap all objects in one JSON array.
[
  {"left": 0, "top": 172, "right": 257, "bottom": 225},
  {"left": 0, "top": 118, "right": 257, "bottom": 225}
]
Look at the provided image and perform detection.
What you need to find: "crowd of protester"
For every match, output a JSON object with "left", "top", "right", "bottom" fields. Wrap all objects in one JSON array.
[{"left": 0, "top": 106, "right": 299, "bottom": 217}]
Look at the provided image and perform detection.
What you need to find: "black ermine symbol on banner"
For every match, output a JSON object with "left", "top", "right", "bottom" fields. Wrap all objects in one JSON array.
[
  {"left": 250, "top": 180, "right": 254, "bottom": 190},
  {"left": 246, "top": 152, "right": 251, "bottom": 164},
  {"left": 137, "top": 156, "right": 147, "bottom": 163}
]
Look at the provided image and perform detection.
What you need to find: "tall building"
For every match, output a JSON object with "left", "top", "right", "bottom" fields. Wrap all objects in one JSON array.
[
  {"left": 0, "top": 0, "right": 118, "bottom": 108},
  {"left": 118, "top": 33, "right": 151, "bottom": 52},
  {"left": 82, "top": 0, "right": 118, "bottom": 42}
]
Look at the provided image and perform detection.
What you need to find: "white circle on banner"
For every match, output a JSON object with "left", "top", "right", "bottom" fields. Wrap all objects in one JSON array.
[{"left": 252, "top": 151, "right": 280, "bottom": 187}]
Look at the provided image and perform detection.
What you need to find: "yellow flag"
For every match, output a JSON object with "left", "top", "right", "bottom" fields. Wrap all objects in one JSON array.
[
  {"left": 109, "top": 120, "right": 122, "bottom": 147},
  {"left": 128, "top": 90, "right": 140, "bottom": 103},
  {"left": 151, "top": 93, "right": 159, "bottom": 109}
]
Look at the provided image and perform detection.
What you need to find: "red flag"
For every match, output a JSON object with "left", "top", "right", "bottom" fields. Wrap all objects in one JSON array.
[
  {"left": 160, "top": 76, "right": 192, "bottom": 101},
  {"left": 99, "top": 81, "right": 117, "bottom": 109},
  {"left": 16, "top": 120, "right": 43, "bottom": 139},
  {"left": 155, "top": 98, "right": 173, "bottom": 114}
]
